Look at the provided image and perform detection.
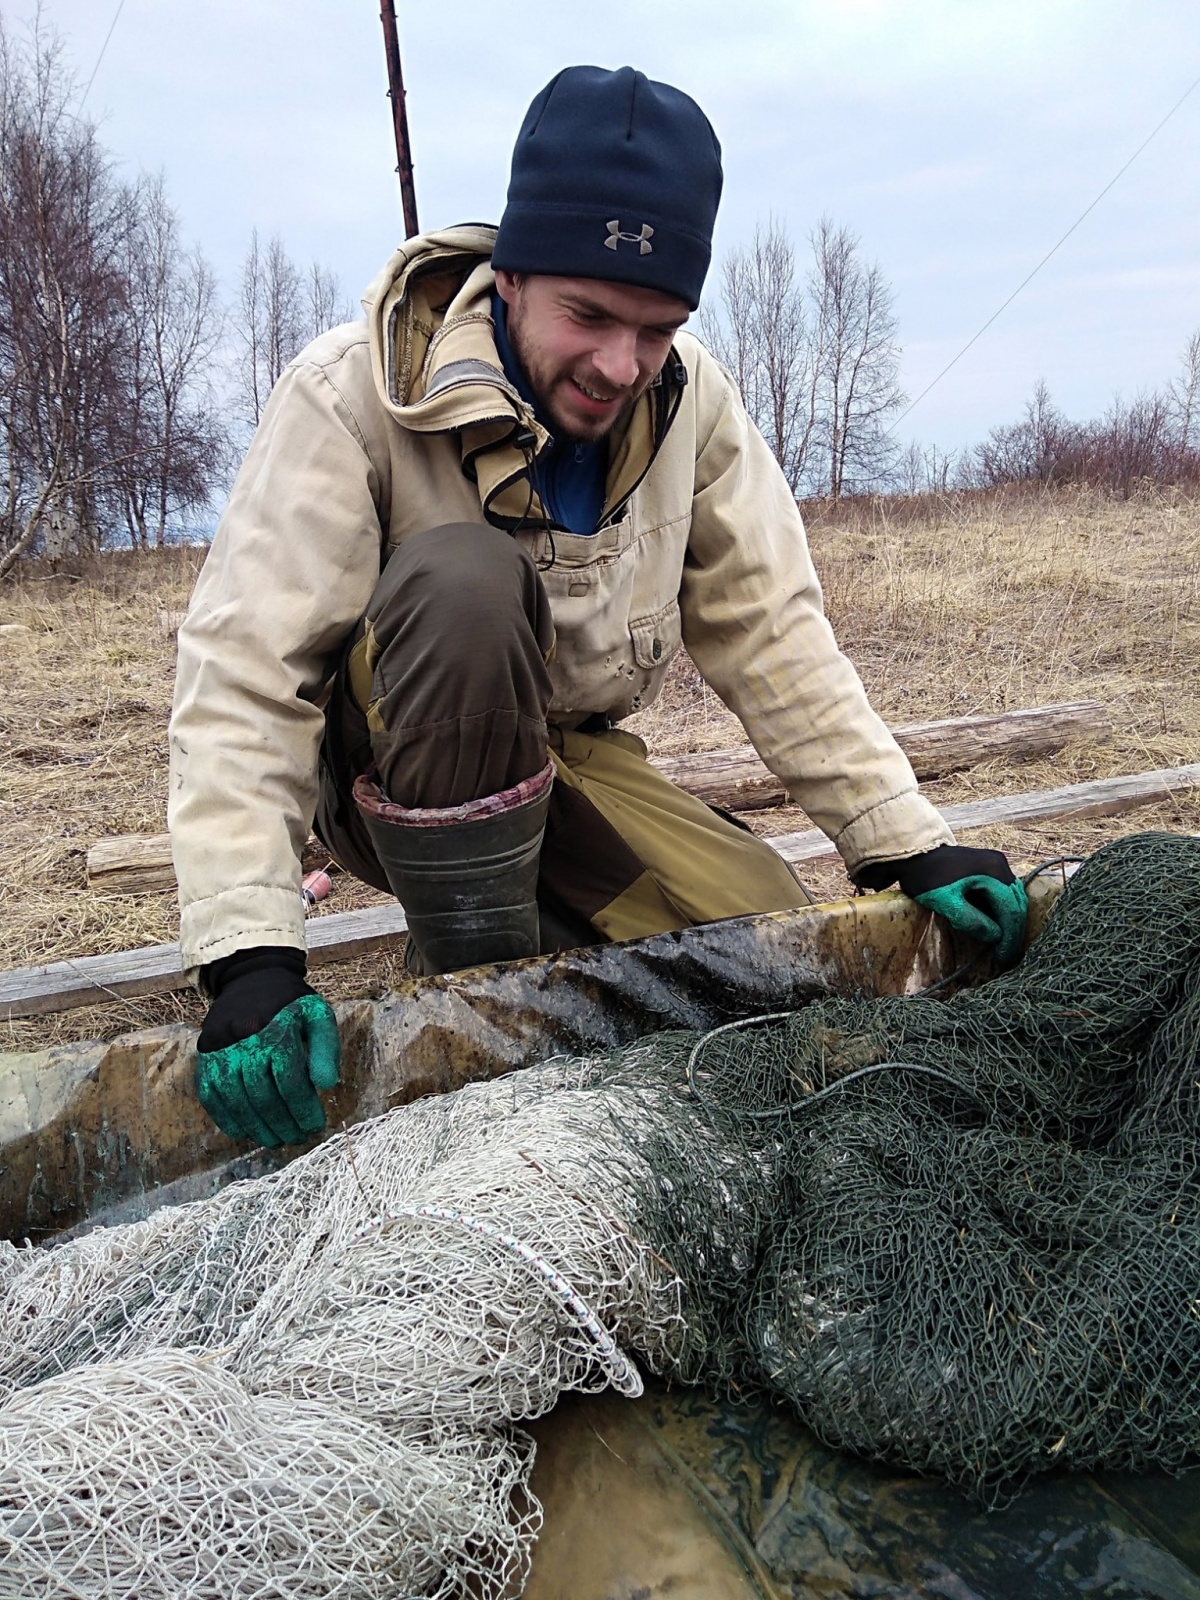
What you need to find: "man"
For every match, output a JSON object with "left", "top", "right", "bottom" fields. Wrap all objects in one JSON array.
[{"left": 170, "top": 66, "right": 1026, "bottom": 1149}]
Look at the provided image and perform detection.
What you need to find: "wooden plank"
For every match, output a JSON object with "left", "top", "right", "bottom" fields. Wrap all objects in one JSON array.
[
  {"left": 652, "top": 700, "right": 1112, "bottom": 812},
  {"left": 306, "top": 901, "right": 408, "bottom": 961},
  {"left": 87, "top": 833, "right": 175, "bottom": 895},
  {"left": 0, "top": 940, "right": 190, "bottom": 1018},
  {"left": 0, "top": 904, "right": 410, "bottom": 1022},
  {"left": 87, "top": 703, "right": 1110, "bottom": 895},
  {"left": 13, "top": 762, "right": 1200, "bottom": 1021},
  {"left": 88, "top": 832, "right": 334, "bottom": 895},
  {"left": 892, "top": 700, "right": 1111, "bottom": 775},
  {"left": 773, "top": 763, "right": 1200, "bottom": 865}
]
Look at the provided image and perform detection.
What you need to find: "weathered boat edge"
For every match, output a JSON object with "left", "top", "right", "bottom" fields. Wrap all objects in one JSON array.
[{"left": 0, "top": 882, "right": 1066, "bottom": 1241}]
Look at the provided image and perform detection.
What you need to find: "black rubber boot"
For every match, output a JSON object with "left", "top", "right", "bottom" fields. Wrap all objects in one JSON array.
[{"left": 352, "top": 760, "right": 554, "bottom": 975}]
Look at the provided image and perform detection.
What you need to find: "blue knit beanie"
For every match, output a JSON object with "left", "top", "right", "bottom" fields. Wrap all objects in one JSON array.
[{"left": 492, "top": 65, "right": 723, "bottom": 311}]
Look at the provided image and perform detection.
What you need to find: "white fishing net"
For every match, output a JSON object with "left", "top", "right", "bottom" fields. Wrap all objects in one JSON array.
[
  {"left": 0, "top": 1047, "right": 713, "bottom": 1599},
  {"left": 0, "top": 1354, "right": 532, "bottom": 1600}
]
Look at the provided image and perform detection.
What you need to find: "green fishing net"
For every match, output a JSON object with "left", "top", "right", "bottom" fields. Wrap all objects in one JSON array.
[{"left": 627, "top": 829, "right": 1200, "bottom": 1505}]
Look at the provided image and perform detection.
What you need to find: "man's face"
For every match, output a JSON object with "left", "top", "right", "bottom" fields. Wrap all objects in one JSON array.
[{"left": 494, "top": 271, "right": 689, "bottom": 444}]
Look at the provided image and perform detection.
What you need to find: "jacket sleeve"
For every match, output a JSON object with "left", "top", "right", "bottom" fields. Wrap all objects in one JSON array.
[
  {"left": 680, "top": 350, "right": 953, "bottom": 878},
  {"left": 169, "top": 337, "right": 386, "bottom": 980}
]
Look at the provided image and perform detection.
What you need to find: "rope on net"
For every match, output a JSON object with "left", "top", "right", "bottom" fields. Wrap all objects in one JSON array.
[{"left": 347, "top": 1203, "right": 644, "bottom": 1398}]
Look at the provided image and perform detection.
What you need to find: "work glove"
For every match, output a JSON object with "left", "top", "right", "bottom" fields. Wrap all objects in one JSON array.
[
  {"left": 854, "top": 844, "right": 1029, "bottom": 969},
  {"left": 196, "top": 946, "right": 340, "bottom": 1147}
]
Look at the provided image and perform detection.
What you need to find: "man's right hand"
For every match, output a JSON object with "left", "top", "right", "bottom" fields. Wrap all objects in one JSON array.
[
  {"left": 854, "top": 844, "right": 1028, "bottom": 968},
  {"left": 196, "top": 947, "right": 341, "bottom": 1147}
]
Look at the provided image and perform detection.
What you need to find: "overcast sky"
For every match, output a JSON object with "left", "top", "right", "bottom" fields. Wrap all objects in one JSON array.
[{"left": 19, "top": 0, "right": 1200, "bottom": 458}]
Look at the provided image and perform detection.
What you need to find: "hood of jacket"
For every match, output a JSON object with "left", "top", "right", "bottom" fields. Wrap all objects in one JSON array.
[{"left": 361, "top": 224, "right": 685, "bottom": 532}]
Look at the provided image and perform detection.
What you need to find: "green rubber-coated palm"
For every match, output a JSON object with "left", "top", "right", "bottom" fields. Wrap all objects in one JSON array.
[
  {"left": 915, "top": 876, "right": 1030, "bottom": 969},
  {"left": 195, "top": 993, "right": 341, "bottom": 1148}
]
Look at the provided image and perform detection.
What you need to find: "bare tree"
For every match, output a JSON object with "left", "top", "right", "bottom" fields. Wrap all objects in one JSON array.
[
  {"left": 0, "top": 18, "right": 227, "bottom": 576},
  {"left": 115, "top": 175, "right": 226, "bottom": 547},
  {"left": 237, "top": 228, "right": 266, "bottom": 429},
  {"left": 1170, "top": 329, "right": 1200, "bottom": 463},
  {"left": 1090, "top": 390, "right": 1174, "bottom": 498},
  {"left": 306, "top": 260, "right": 355, "bottom": 343},
  {"left": 970, "top": 380, "right": 1076, "bottom": 488},
  {"left": 965, "top": 379, "right": 1182, "bottom": 497},
  {"left": 0, "top": 17, "right": 137, "bottom": 575},
  {"left": 699, "top": 249, "right": 756, "bottom": 404},
  {"left": 898, "top": 439, "right": 959, "bottom": 496},
  {"left": 699, "top": 221, "right": 818, "bottom": 493},
  {"left": 237, "top": 230, "right": 305, "bottom": 429},
  {"left": 237, "top": 235, "right": 355, "bottom": 430},
  {"left": 701, "top": 216, "right": 903, "bottom": 500},
  {"left": 262, "top": 236, "right": 303, "bottom": 393},
  {"left": 809, "top": 217, "right": 904, "bottom": 501}
]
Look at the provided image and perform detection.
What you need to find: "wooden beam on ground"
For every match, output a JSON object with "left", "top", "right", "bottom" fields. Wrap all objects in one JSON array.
[
  {"left": 14, "top": 762, "right": 1198, "bottom": 1022},
  {"left": 652, "top": 700, "right": 1111, "bottom": 812},
  {"left": 87, "top": 702, "right": 1112, "bottom": 896},
  {"left": 86, "top": 833, "right": 175, "bottom": 895},
  {"left": 0, "top": 902, "right": 411, "bottom": 1021},
  {"left": 87, "top": 832, "right": 332, "bottom": 896},
  {"left": 772, "top": 763, "right": 1200, "bottom": 865}
]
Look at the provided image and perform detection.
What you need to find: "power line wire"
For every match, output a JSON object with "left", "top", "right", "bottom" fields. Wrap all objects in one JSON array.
[
  {"left": 78, "top": 0, "right": 127, "bottom": 113},
  {"left": 891, "top": 72, "right": 1200, "bottom": 433}
]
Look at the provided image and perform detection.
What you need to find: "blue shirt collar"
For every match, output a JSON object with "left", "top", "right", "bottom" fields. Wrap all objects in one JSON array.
[
  {"left": 490, "top": 289, "right": 607, "bottom": 536},
  {"left": 491, "top": 290, "right": 543, "bottom": 422}
]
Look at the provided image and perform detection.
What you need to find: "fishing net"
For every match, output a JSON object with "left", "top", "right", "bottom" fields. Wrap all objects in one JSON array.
[
  {"left": 0, "top": 1048, "right": 743, "bottom": 1597},
  {"left": 1, "top": 830, "right": 1199, "bottom": 1593},
  {"left": 675, "top": 829, "right": 1200, "bottom": 1501}
]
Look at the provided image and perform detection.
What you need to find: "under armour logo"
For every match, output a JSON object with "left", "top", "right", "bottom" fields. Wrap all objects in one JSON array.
[{"left": 605, "top": 220, "right": 654, "bottom": 255}]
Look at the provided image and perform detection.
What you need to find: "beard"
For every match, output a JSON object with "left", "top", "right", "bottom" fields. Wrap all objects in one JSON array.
[{"left": 505, "top": 297, "right": 640, "bottom": 445}]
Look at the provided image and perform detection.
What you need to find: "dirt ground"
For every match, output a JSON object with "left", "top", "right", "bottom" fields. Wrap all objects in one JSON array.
[{"left": 3, "top": 483, "right": 1199, "bottom": 1050}]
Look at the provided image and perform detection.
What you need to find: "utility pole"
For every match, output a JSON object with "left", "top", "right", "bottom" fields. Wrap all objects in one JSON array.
[{"left": 379, "top": 1, "right": 420, "bottom": 239}]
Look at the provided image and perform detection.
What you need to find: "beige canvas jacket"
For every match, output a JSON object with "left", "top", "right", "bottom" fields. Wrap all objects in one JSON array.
[{"left": 169, "top": 225, "right": 952, "bottom": 976}]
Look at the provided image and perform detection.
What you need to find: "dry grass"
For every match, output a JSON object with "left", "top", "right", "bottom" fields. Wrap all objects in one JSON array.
[
  {"left": 5, "top": 483, "right": 1200, "bottom": 1049},
  {"left": 631, "top": 482, "right": 1200, "bottom": 899}
]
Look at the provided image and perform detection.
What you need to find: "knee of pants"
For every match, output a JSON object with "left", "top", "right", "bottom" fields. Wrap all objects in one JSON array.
[
  {"left": 363, "top": 522, "right": 554, "bottom": 735},
  {"left": 369, "top": 522, "right": 553, "bottom": 659}
]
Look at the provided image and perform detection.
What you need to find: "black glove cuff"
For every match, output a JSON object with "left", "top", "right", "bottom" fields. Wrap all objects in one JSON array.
[
  {"left": 851, "top": 858, "right": 902, "bottom": 893},
  {"left": 894, "top": 844, "right": 1017, "bottom": 897},
  {"left": 203, "top": 945, "right": 307, "bottom": 1001},
  {"left": 198, "top": 948, "right": 314, "bottom": 1054}
]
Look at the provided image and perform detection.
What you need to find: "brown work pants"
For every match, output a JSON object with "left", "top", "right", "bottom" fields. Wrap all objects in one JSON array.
[{"left": 314, "top": 522, "right": 809, "bottom": 949}]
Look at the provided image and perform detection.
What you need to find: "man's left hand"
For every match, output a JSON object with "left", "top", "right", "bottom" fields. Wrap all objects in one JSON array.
[{"left": 856, "top": 844, "right": 1029, "bottom": 968}]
